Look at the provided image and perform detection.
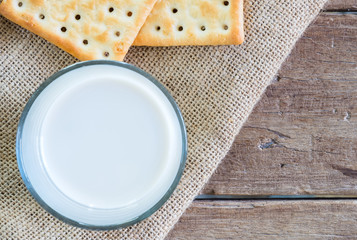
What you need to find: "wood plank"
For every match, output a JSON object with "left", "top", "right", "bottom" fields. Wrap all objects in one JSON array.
[
  {"left": 324, "top": 0, "right": 357, "bottom": 11},
  {"left": 167, "top": 200, "right": 357, "bottom": 239},
  {"left": 201, "top": 13, "right": 357, "bottom": 196}
]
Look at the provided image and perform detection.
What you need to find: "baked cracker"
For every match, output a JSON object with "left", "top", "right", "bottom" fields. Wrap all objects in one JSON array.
[
  {"left": 134, "top": 0, "right": 244, "bottom": 46},
  {"left": 0, "top": 0, "right": 157, "bottom": 61}
]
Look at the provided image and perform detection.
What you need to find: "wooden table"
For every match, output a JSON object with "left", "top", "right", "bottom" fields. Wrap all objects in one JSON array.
[{"left": 167, "top": 1, "right": 357, "bottom": 239}]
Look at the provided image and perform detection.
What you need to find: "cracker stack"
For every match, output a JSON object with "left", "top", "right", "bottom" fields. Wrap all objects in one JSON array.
[{"left": 0, "top": 0, "right": 244, "bottom": 60}]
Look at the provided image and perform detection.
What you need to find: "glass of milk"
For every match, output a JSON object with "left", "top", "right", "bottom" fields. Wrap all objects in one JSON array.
[{"left": 16, "top": 60, "right": 187, "bottom": 230}]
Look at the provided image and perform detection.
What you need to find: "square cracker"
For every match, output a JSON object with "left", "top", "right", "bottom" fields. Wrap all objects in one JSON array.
[
  {"left": 0, "top": 0, "right": 157, "bottom": 61},
  {"left": 134, "top": 0, "right": 244, "bottom": 46}
]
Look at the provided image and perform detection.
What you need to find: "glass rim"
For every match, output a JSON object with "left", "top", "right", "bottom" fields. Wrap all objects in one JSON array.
[{"left": 16, "top": 60, "right": 187, "bottom": 230}]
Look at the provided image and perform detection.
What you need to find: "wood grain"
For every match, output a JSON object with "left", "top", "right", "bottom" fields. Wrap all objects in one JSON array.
[
  {"left": 201, "top": 12, "right": 357, "bottom": 196},
  {"left": 324, "top": 0, "right": 357, "bottom": 10},
  {"left": 167, "top": 200, "right": 357, "bottom": 239},
  {"left": 168, "top": 2, "right": 357, "bottom": 240}
]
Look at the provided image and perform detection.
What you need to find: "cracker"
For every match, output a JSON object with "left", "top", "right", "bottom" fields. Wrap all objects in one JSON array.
[
  {"left": 0, "top": 0, "right": 157, "bottom": 61},
  {"left": 134, "top": 0, "right": 244, "bottom": 46}
]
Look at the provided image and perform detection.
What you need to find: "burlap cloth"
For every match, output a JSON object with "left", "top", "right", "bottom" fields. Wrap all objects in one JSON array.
[{"left": 1, "top": 0, "right": 328, "bottom": 239}]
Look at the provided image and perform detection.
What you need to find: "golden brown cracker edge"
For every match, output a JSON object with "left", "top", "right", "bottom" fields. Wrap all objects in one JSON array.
[{"left": 0, "top": 0, "right": 158, "bottom": 61}]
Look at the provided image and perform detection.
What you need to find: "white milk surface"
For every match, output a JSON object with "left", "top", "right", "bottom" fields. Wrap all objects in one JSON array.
[{"left": 19, "top": 64, "right": 184, "bottom": 226}]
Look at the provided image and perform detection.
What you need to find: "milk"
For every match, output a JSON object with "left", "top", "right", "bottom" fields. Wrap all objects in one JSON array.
[{"left": 18, "top": 62, "right": 185, "bottom": 227}]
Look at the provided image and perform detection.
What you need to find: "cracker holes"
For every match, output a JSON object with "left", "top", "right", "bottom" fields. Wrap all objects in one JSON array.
[
  {"left": 201, "top": 26, "right": 206, "bottom": 31},
  {"left": 39, "top": 14, "right": 45, "bottom": 20},
  {"left": 172, "top": 8, "right": 178, "bottom": 13},
  {"left": 18, "top": 1, "right": 23, "bottom": 7},
  {"left": 103, "top": 52, "right": 110, "bottom": 57},
  {"left": 156, "top": 26, "right": 161, "bottom": 31},
  {"left": 127, "top": 11, "right": 133, "bottom": 17},
  {"left": 223, "top": 1, "right": 229, "bottom": 6},
  {"left": 115, "top": 31, "right": 121, "bottom": 37},
  {"left": 178, "top": 26, "right": 183, "bottom": 31},
  {"left": 75, "top": 14, "right": 81, "bottom": 20},
  {"left": 109, "top": 7, "right": 114, "bottom": 13},
  {"left": 83, "top": 39, "right": 88, "bottom": 45},
  {"left": 223, "top": 24, "right": 229, "bottom": 30},
  {"left": 61, "top": 27, "right": 67, "bottom": 32}
]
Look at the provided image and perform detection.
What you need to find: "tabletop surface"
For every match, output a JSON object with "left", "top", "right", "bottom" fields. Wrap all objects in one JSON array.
[{"left": 167, "top": 0, "right": 357, "bottom": 239}]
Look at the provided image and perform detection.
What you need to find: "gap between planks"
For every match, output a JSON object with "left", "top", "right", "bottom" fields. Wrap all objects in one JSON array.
[{"left": 196, "top": 195, "right": 357, "bottom": 200}]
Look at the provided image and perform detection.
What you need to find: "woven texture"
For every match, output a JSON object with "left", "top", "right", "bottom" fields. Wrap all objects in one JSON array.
[{"left": 1, "top": 0, "right": 327, "bottom": 239}]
